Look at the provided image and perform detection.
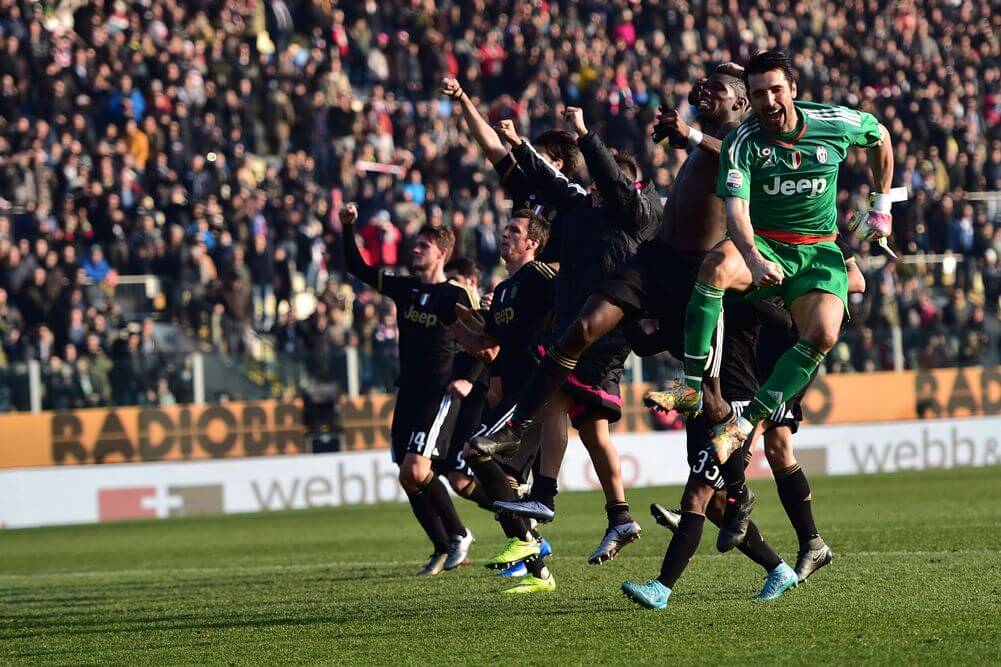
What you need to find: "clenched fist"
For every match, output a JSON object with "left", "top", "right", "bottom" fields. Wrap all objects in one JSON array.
[
  {"left": 564, "top": 106, "right": 588, "bottom": 138},
  {"left": 495, "top": 119, "right": 522, "bottom": 146},
  {"left": 439, "top": 77, "right": 463, "bottom": 100},
  {"left": 339, "top": 203, "right": 358, "bottom": 226}
]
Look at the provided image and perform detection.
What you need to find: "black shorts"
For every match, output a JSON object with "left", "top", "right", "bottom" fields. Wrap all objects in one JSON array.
[
  {"left": 535, "top": 343, "right": 624, "bottom": 427},
  {"left": 391, "top": 385, "right": 462, "bottom": 466},
  {"left": 470, "top": 393, "right": 544, "bottom": 485},
  {"left": 685, "top": 401, "right": 754, "bottom": 491},
  {"left": 600, "top": 240, "right": 705, "bottom": 360},
  {"left": 433, "top": 381, "right": 489, "bottom": 476}
]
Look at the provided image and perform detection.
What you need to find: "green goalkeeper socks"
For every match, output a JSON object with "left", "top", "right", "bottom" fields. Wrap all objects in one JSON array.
[
  {"left": 683, "top": 282, "right": 725, "bottom": 392},
  {"left": 744, "top": 339, "right": 827, "bottom": 426}
]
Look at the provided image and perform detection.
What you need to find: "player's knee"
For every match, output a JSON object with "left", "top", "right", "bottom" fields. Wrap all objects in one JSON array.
[
  {"left": 803, "top": 327, "right": 838, "bottom": 354},
  {"left": 680, "top": 480, "right": 713, "bottom": 513},
  {"left": 572, "top": 314, "right": 600, "bottom": 347},
  {"left": 698, "top": 249, "right": 738, "bottom": 288},
  {"left": 398, "top": 464, "right": 424, "bottom": 491},
  {"left": 763, "top": 434, "right": 788, "bottom": 467}
]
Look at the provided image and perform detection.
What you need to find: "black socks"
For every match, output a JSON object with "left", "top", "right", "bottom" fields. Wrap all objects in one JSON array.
[
  {"left": 530, "top": 475, "right": 559, "bottom": 510},
  {"left": 406, "top": 489, "right": 449, "bottom": 553},
  {"left": 419, "top": 473, "right": 466, "bottom": 538},
  {"left": 605, "top": 501, "right": 633, "bottom": 528},
  {"left": 775, "top": 463, "right": 820, "bottom": 548},
  {"left": 658, "top": 512, "right": 705, "bottom": 589},
  {"left": 735, "top": 520, "right": 783, "bottom": 573}
]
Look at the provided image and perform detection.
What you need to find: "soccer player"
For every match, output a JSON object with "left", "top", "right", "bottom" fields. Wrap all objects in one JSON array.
[
  {"left": 340, "top": 203, "right": 476, "bottom": 577},
  {"left": 654, "top": 50, "right": 894, "bottom": 552},
  {"left": 632, "top": 245, "right": 864, "bottom": 607},
  {"left": 478, "top": 109, "right": 662, "bottom": 564},
  {"left": 469, "top": 65, "right": 747, "bottom": 546},
  {"left": 625, "top": 297, "right": 801, "bottom": 609},
  {"left": 444, "top": 76, "right": 660, "bottom": 562},
  {"left": 450, "top": 209, "right": 559, "bottom": 593}
]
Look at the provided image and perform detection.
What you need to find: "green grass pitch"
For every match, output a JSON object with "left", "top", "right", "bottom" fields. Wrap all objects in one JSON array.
[{"left": 3, "top": 466, "right": 1001, "bottom": 664}]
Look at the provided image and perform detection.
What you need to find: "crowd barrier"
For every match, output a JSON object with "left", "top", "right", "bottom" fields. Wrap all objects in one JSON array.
[{"left": 1, "top": 414, "right": 998, "bottom": 528}]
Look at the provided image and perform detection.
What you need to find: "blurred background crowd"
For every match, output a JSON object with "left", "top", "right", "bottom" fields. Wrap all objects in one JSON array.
[{"left": 0, "top": 0, "right": 998, "bottom": 410}]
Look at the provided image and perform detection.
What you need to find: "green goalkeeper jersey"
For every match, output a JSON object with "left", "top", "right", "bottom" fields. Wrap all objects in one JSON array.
[{"left": 717, "top": 100, "right": 883, "bottom": 238}]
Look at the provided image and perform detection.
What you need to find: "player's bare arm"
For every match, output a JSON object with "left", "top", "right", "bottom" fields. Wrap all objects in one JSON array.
[{"left": 726, "top": 198, "right": 783, "bottom": 287}]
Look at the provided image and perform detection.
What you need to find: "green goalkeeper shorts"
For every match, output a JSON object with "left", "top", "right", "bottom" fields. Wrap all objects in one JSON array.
[{"left": 740, "top": 235, "right": 848, "bottom": 310}]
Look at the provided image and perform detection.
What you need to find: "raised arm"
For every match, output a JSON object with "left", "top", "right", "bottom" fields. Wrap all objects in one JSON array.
[
  {"left": 441, "top": 78, "right": 508, "bottom": 165},
  {"left": 339, "top": 204, "right": 381, "bottom": 290},
  {"left": 565, "top": 106, "right": 658, "bottom": 236},
  {"left": 496, "top": 119, "right": 588, "bottom": 212}
]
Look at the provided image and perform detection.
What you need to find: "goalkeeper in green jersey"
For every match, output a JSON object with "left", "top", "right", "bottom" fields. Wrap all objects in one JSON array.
[{"left": 657, "top": 50, "right": 896, "bottom": 552}]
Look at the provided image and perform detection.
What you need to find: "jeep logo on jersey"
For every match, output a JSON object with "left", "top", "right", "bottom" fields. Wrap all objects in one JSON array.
[
  {"left": 403, "top": 305, "right": 438, "bottom": 327},
  {"left": 493, "top": 307, "right": 516, "bottom": 325},
  {"left": 762, "top": 176, "right": 828, "bottom": 197}
]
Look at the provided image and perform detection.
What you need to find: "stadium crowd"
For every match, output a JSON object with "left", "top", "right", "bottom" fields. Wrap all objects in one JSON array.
[{"left": 0, "top": 0, "right": 998, "bottom": 408}]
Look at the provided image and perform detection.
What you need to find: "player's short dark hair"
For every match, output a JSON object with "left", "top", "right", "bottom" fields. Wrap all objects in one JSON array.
[
  {"left": 532, "top": 130, "right": 582, "bottom": 178},
  {"left": 614, "top": 153, "right": 639, "bottom": 181},
  {"left": 745, "top": 50, "right": 796, "bottom": 87},
  {"left": 714, "top": 62, "right": 748, "bottom": 102},
  {"left": 417, "top": 224, "right": 455, "bottom": 258},
  {"left": 445, "top": 257, "right": 480, "bottom": 280},
  {"left": 511, "top": 208, "right": 550, "bottom": 251}
]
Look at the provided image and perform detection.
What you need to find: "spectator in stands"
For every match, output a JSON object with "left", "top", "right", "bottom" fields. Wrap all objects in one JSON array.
[{"left": 0, "top": 0, "right": 997, "bottom": 410}]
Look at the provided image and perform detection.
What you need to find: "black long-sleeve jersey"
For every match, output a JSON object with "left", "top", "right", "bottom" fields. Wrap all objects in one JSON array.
[
  {"left": 511, "top": 132, "right": 662, "bottom": 361},
  {"left": 482, "top": 260, "right": 557, "bottom": 388},
  {"left": 343, "top": 226, "right": 476, "bottom": 388}
]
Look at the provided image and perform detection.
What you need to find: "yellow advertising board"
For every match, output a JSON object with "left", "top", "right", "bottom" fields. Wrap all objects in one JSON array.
[{"left": 1, "top": 367, "right": 998, "bottom": 469}]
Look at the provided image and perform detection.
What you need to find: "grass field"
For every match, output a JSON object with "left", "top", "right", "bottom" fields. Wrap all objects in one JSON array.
[{"left": 3, "top": 466, "right": 1001, "bottom": 665}]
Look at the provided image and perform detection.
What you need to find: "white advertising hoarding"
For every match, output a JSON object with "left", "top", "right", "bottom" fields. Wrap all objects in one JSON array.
[{"left": 1, "top": 416, "right": 999, "bottom": 529}]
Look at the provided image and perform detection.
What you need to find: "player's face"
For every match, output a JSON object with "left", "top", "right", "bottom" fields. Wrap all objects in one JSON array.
[
  {"left": 501, "top": 217, "right": 534, "bottom": 263},
  {"left": 694, "top": 75, "right": 740, "bottom": 121},
  {"left": 748, "top": 69, "right": 798, "bottom": 133},
  {"left": 411, "top": 236, "right": 444, "bottom": 271}
]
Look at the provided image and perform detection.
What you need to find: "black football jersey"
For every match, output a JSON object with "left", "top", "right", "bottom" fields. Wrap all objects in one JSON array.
[{"left": 482, "top": 261, "right": 557, "bottom": 387}]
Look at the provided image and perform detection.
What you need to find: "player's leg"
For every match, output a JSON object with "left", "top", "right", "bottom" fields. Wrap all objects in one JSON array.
[
  {"left": 398, "top": 389, "right": 474, "bottom": 571},
  {"left": 713, "top": 290, "right": 843, "bottom": 552},
  {"left": 492, "top": 397, "right": 570, "bottom": 521},
  {"left": 741, "top": 290, "right": 842, "bottom": 430},
  {"left": 470, "top": 296, "right": 626, "bottom": 457},
  {"left": 391, "top": 392, "right": 452, "bottom": 574},
  {"left": 765, "top": 425, "right": 833, "bottom": 582},
  {"left": 621, "top": 476, "right": 713, "bottom": 609},
  {"left": 444, "top": 384, "right": 493, "bottom": 511},
  {"left": 576, "top": 417, "right": 642, "bottom": 564},
  {"left": 681, "top": 241, "right": 753, "bottom": 395}
]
